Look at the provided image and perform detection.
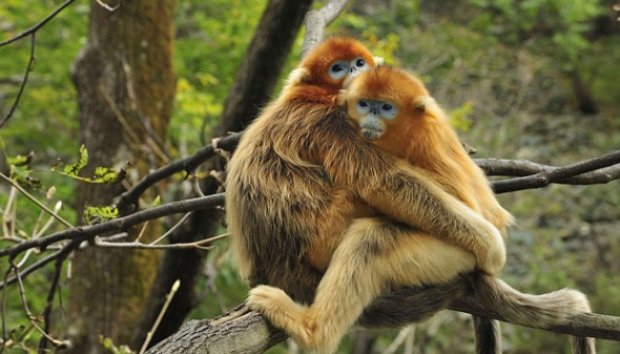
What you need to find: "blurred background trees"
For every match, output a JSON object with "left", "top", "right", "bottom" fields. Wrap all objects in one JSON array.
[{"left": 0, "top": 0, "right": 619, "bottom": 353}]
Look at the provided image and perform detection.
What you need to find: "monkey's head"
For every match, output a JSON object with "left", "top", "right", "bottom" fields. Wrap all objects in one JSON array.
[
  {"left": 340, "top": 66, "right": 446, "bottom": 153},
  {"left": 286, "top": 37, "right": 378, "bottom": 91}
]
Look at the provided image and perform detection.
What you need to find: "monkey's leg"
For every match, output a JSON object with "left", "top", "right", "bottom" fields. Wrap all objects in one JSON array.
[{"left": 247, "top": 217, "right": 476, "bottom": 354}]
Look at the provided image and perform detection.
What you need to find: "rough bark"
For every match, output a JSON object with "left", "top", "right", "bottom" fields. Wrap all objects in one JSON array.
[
  {"left": 146, "top": 306, "right": 287, "bottom": 354},
  {"left": 132, "top": 0, "right": 314, "bottom": 349},
  {"left": 67, "top": 1, "right": 176, "bottom": 353},
  {"left": 148, "top": 283, "right": 620, "bottom": 354}
]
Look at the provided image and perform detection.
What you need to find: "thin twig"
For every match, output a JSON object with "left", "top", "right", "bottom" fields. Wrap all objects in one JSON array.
[
  {"left": 138, "top": 280, "right": 181, "bottom": 354},
  {"left": 95, "top": 0, "right": 121, "bottom": 12},
  {"left": 134, "top": 220, "right": 150, "bottom": 243},
  {"left": 0, "top": 34, "right": 36, "bottom": 129},
  {"left": 95, "top": 232, "right": 228, "bottom": 250},
  {"left": 0, "top": 173, "right": 73, "bottom": 228},
  {"left": 38, "top": 254, "right": 69, "bottom": 352},
  {"left": 1, "top": 239, "right": 77, "bottom": 296},
  {"left": 116, "top": 133, "right": 241, "bottom": 211},
  {"left": 1, "top": 194, "right": 225, "bottom": 258},
  {"left": 382, "top": 325, "right": 415, "bottom": 354},
  {"left": 0, "top": 0, "right": 75, "bottom": 47},
  {"left": 12, "top": 264, "right": 64, "bottom": 349},
  {"left": 1, "top": 266, "right": 10, "bottom": 345},
  {"left": 2, "top": 187, "right": 18, "bottom": 238},
  {"left": 149, "top": 212, "right": 192, "bottom": 245}
]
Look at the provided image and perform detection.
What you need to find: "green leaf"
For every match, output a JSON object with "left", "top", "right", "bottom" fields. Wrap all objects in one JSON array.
[
  {"left": 84, "top": 205, "right": 119, "bottom": 224},
  {"left": 7, "top": 152, "right": 33, "bottom": 167},
  {"left": 63, "top": 145, "right": 89, "bottom": 176},
  {"left": 52, "top": 145, "right": 124, "bottom": 184},
  {"left": 93, "top": 166, "right": 120, "bottom": 184}
]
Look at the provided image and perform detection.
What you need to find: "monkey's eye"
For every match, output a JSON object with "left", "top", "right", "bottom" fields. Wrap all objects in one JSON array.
[
  {"left": 379, "top": 102, "right": 397, "bottom": 119},
  {"left": 356, "top": 100, "right": 370, "bottom": 113},
  {"left": 329, "top": 61, "right": 350, "bottom": 80},
  {"left": 350, "top": 58, "right": 368, "bottom": 74}
]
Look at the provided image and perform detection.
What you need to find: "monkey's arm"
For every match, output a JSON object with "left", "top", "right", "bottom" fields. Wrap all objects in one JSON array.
[{"left": 317, "top": 111, "right": 505, "bottom": 274}]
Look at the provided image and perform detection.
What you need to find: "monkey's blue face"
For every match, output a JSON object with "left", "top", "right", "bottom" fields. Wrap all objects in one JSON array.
[
  {"left": 328, "top": 57, "right": 369, "bottom": 81},
  {"left": 354, "top": 99, "right": 397, "bottom": 140}
]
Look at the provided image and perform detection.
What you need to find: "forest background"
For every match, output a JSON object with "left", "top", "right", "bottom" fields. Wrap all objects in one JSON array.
[{"left": 1, "top": 0, "right": 619, "bottom": 353}]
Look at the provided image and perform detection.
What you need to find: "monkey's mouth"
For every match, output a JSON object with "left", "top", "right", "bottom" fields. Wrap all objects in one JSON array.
[{"left": 361, "top": 127, "right": 384, "bottom": 140}]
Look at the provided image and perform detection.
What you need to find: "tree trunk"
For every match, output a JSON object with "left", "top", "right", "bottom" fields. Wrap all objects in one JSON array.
[
  {"left": 131, "top": 0, "right": 314, "bottom": 348},
  {"left": 67, "top": 1, "right": 176, "bottom": 353}
]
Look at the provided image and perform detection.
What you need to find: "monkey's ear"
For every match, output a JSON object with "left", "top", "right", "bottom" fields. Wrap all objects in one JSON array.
[
  {"left": 413, "top": 96, "right": 447, "bottom": 120},
  {"left": 284, "top": 67, "right": 310, "bottom": 88},
  {"left": 337, "top": 89, "right": 348, "bottom": 106},
  {"left": 373, "top": 56, "right": 385, "bottom": 66}
]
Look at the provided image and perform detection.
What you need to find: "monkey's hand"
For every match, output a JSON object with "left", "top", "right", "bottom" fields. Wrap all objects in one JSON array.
[{"left": 475, "top": 222, "right": 506, "bottom": 276}]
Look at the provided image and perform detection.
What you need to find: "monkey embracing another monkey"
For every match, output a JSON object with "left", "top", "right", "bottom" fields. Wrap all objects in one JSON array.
[
  {"left": 340, "top": 65, "right": 595, "bottom": 353},
  {"left": 225, "top": 37, "right": 595, "bottom": 354}
]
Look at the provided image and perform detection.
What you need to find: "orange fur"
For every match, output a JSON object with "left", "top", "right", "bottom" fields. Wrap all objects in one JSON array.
[
  {"left": 227, "top": 39, "right": 594, "bottom": 354},
  {"left": 341, "top": 66, "right": 514, "bottom": 232}
]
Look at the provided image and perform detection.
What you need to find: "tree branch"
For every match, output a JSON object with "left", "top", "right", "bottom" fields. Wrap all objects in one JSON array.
[
  {"left": 0, "top": 0, "right": 76, "bottom": 128},
  {"left": 0, "top": 0, "right": 76, "bottom": 47},
  {"left": 488, "top": 150, "right": 620, "bottom": 193},
  {"left": 302, "top": 0, "right": 352, "bottom": 57},
  {"left": 4, "top": 151, "right": 619, "bottom": 269},
  {"left": 116, "top": 133, "right": 241, "bottom": 211},
  {"left": 0, "top": 194, "right": 225, "bottom": 259},
  {"left": 147, "top": 278, "right": 620, "bottom": 354},
  {"left": 118, "top": 128, "right": 620, "bottom": 207},
  {"left": 476, "top": 157, "right": 620, "bottom": 184}
]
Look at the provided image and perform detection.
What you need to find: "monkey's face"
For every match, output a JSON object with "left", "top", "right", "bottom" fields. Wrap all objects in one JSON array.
[
  {"left": 299, "top": 37, "right": 376, "bottom": 90},
  {"left": 341, "top": 66, "right": 431, "bottom": 146},
  {"left": 351, "top": 99, "right": 397, "bottom": 140}
]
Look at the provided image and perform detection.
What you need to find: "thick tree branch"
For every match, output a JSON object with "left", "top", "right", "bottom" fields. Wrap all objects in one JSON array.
[
  {"left": 116, "top": 133, "right": 241, "bottom": 211},
  {"left": 302, "top": 0, "right": 352, "bottom": 57},
  {"left": 4, "top": 152, "right": 619, "bottom": 271},
  {"left": 118, "top": 128, "right": 620, "bottom": 205},
  {"left": 489, "top": 150, "right": 620, "bottom": 193},
  {"left": 147, "top": 278, "right": 620, "bottom": 354},
  {"left": 476, "top": 157, "right": 620, "bottom": 184}
]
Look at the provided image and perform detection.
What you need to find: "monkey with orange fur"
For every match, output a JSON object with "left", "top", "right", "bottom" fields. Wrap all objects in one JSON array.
[
  {"left": 340, "top": 66, "right": 514, "bottom": 232},
  {"left": 338, "top": 66, "right": 594, "bottom": 353},
  {"left": 228, "top": 37, "right": 504, "bottom": 299},
  {"left": 227, "top": 38, "right": 594, "bottom": 354}
]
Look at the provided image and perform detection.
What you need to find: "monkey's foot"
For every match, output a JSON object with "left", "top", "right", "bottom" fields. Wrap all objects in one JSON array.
[
  {"left": 477, "top": 228, "right": 506, "bottom": 276},
  {"left": 247, "top": 285, "right": 306, "bottom": 329},
  {"left": 247, "top": 285, "right": 317, "bottom": 346}
]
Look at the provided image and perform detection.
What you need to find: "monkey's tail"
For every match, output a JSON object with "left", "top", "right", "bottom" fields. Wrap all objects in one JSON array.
[
  {"left": 358, "top": 274, "right": 595, "bottom": 354},
  {"left": 458, "top": 274, "right": 595, "bottom": 354}
]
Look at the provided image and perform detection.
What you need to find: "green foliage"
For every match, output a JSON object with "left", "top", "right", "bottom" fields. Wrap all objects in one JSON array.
[
  {"left": 100, "top": 336, "right": 135, "bottom": 354},
  {"left": 0, "top": 1, "right": 87, "bottom": 158},
  {"left": 170, "top": 0, "right": 266, "bottom": 150},
  {"left": 1, "top": 0, "right": 619, "bottom": 352},
  {"left": 449, "top": 101, "right": 474, "bottom": 132},
  {"left": 51, "top": 145, "right": 124, "bottom": 184},
  {"left": 469, "top": 0, "right": 601, "bottom": 68},
  {"left": 83, "top": 204, "right": 119, "bottom": 224}
]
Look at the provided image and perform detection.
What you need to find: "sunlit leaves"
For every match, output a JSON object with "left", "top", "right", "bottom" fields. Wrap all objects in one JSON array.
[
  {"left": 450, "top": 101, "right": 474, "bottom": 133},
  {"left": 52, "top": 145, "right": 126, "bottom": 184},
  {"left": 468, "top": 0, "right": 601, "bottom": 67},
  {"left": 83, "top": 205, "right": 119, "bottom": 224}
]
